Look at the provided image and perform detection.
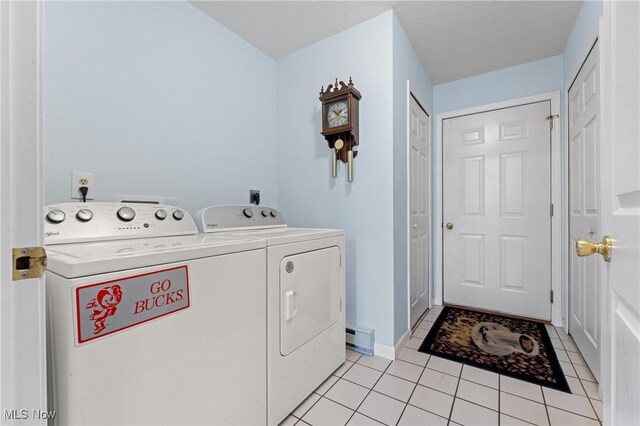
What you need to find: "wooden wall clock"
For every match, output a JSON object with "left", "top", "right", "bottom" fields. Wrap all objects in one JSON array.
[{"left": 319, "top": 77, "right": 362, "bottom": 181}]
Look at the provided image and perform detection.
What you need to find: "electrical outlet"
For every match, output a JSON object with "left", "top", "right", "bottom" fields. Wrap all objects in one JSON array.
[
  {"left": 70, "top": 171, "right": 95, "bottom": 200},
  {"left": 249, "top": 190, "right": 260, "bottom": 205}
]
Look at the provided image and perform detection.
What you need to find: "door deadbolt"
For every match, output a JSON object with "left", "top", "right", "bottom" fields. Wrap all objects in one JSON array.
[{"left": 446, "top": 223, "right": 454, "bottom": 230}]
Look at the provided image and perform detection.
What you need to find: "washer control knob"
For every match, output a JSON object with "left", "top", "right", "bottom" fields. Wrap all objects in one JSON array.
[
  {"left": 76, "top": 209, "right": 93, "bottom": 222},
  {"left": 270, "top": 211, "right": 277, "bottom": 218},
  {"left": 117, "top": 206, "right": 136, "bottom": 222},
  {"left": 173, "top": 210, "right": 184, "bottom": 221},
  {"left": 46, "top": 209, "right": 66, "bottom": 223},
  {"left": 243, "top": 208, "right": 253, "bottom": 218},
  {"left": 261, "top": 209, "right": 269, "bottom": 217},
  {"left": 155, "top": 209, "right": 167, "bottom": 220}
]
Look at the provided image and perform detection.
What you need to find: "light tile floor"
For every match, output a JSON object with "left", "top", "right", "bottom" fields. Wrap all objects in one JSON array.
[{"left": 284, "top": 305, "right": 602, "bottom": 426}]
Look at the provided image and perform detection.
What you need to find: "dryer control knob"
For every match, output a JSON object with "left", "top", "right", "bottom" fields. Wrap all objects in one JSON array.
[
  {"left": 76, "top": 209, "right": 93, "bottom": 222},
  {"left": 270, "top": 211, "right": 277, "bottom": 218},
  {"left": 173, "top": 210, "right": 184, "bottom": 221},
  {"left": 243, "top": 208, "right": 253, "bottom": 218},
  {"left": 261, "top": 209, "right": 269, "bottom": 217},
  {"left": 155, "top": 209, "right": 167, "bottom": 220},
  {"left": 46, "top": 209, "right": 66, "bottom": 223},
  {"left": 117, "top": 206, "right": 136, "bottom": 222}
]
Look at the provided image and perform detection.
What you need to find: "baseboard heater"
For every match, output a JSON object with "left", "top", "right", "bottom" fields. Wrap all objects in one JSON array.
[{"left": 346, "top": 324, "right": 375, "bottom": 356}]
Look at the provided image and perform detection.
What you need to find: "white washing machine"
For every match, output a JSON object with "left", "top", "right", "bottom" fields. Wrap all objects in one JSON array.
[
  {"left": 44, "top": 202, "right": 267, "bottom": 425},
  {"left": 196, "top": 206, "right": 346, "bottom": 425}
]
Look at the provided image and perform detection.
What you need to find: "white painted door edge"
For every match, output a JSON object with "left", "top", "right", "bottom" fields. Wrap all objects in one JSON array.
[
  {"left": 0, "top": 1, "right": 47, "bottom": 421},
  {"left": 564, "top": 37, "right": 599, "bottom": 337},
  {"left": 406, "top": 80, "right": 433, "bottom": 335},
  {"left": 434, "top": 91, "right": 563, "bottom": 327}
]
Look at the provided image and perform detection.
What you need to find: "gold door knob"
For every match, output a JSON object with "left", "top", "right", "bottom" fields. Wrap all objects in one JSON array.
[
  {"left": 576, "top": 235, "right": 612, "bottom": 262},
  {"left": 446, "top": 222, "right": 454, "bottom": 230}
]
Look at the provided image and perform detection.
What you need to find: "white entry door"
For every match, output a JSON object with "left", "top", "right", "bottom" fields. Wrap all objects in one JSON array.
[
  {"left": 0, "top": 1, "right": 47, "bottom": 423},
  {"left": 568, "top": 41, "right": 601, "bottom": 381},
  {"left": 409, "top": 95, "right": 430, "bottom": 326},
  {"left": 443, "top": 101, "right": 552, "bottom": 320},
  {"left": 600, "top": 1, "right": 640, "bottom": 424}
]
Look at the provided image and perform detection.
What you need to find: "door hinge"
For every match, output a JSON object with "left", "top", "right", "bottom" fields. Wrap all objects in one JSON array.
[
  {"left": 12, "top": 247, "right": 47, "bottom": 281},
  {"left": 546, "top": 114, "right": 560, "bottom": 130},
  {"left": 550, "top": 203, "right": 554, "bottom": 217},
  {"left": 550, "top": 290, "right": 554, "bottom": 304}
]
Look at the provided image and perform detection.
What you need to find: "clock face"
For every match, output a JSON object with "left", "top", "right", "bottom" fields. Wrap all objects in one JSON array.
[{"left": 327, "top": 100, "right": 348, "bottom": 128}]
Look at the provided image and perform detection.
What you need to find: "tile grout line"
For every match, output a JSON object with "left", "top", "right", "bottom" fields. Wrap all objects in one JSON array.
[
  {"left": 393, "top": 344, "right": 427, "bottom": 426},
  {"left": 497, "top": 371, "right": 501, "bottom": 426},
  {"left": 394, "top": 310, "right": 442, "bottom": 426},
  {"left": 334, "top": 371, "right": 420, "bottom": 407},
  {"left": 446, "top": 364, "right": 463, "bottom": 423},
  {"left": 299, "top": 356, "right": 360, "bottom": 424},
  {"left": 549, "top": 325, "right": 599, "bottom": 422},
  {"left": 559, "top": 327, "right": 601, "bottom": 422},
  {"left": 541, "top": 380, "right": 552, "bottom": 426},
  {"left": 343, "top": 357, "right": 395, "bottom": 425}
]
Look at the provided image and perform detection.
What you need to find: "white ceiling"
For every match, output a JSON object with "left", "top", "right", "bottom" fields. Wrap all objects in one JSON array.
[{"left": 191, "top": 1, "right": 582, "bottom": 85}]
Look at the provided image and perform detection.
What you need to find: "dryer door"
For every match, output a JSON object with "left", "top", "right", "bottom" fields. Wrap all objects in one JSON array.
[{"left": 280, "top": 246, "right": 341, "bottom": 356}]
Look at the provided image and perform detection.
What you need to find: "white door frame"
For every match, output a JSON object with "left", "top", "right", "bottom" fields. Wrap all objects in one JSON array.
[
  {"left": 406, "top": 81, "right": 432, "bottom": 332},
  {"left": 0, "top": 0, "right": 47, "bottom": 421},
  {"left": 435, "top": 91, "right": 563, "bottom": 326}
]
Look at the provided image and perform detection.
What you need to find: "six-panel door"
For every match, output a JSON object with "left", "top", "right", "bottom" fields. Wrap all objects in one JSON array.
[{"left": 443, "top": 101, "right": 552, "bottom": 320}]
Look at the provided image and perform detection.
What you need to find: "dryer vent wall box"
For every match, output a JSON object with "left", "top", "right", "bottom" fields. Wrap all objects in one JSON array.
[{"left": 346, "top": 324, "right": 375, "bottom": 356}]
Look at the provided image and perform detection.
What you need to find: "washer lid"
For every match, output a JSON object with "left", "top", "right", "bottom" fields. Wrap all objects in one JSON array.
[
  {"left": 46, "top": 234, "right": 265, "bottom": 279},
  {"left": 227, "top": 228, "right": 344, "bottom": 246}
]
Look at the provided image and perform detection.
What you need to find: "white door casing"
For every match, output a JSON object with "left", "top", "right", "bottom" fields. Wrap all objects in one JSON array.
[
  {"left": 0, "top": 1, "right": 47, "bottom": 423},
  {"left": 443, "top": 101, "right": 552, "bottom": 320},
  {"left": 568, "top": 41, "right": 601, "bottom": 381},
  {"left": 600, "top": 2, "right": 640, "bottom": 424},
  {"left": 409, "top": 94, "right": 430, "bottom": 326}
]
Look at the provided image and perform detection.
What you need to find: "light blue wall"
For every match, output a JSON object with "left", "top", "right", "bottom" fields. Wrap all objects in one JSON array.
[
  {"left": 392, "top": 14, "right": 433, "bottom": 344},
  {"left": 43, "top": 1, "right": 278, "bottom": 215},
  {"left": 433, "top": 55, "right": 564, "bottom": 116},
  {"left": 276, "top": 12, "right": 396, "bottom": 347},
  {"left": 563, "top": 0, "right": 602, "bottom": 87}
]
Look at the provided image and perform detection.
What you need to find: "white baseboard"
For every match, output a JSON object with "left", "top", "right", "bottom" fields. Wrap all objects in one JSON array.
[
  {"left": 373, "top": 343, "right": 395, "bottom": 361},
  {"left": 394, "top": 329, "right": 411, "bottom": 356}
]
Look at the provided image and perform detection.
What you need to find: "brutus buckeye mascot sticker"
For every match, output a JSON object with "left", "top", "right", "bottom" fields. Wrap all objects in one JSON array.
[
  {"left": 76, "top": 266, "right": 190, "bottom": 344},
  {"left": 85, "top": 285, "right": 123, "bottom": 334}
]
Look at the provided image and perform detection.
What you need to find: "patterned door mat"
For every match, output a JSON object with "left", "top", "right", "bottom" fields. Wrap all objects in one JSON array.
[{"left": 418, "top": 306, "right": 570, "bottom": 393}]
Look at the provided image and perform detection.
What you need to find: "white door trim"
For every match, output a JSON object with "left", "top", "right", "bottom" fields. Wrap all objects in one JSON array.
[
  {"left": 0, "top": 0, "right": 47, "bottom": 421},
  {"left": 435, "top": 91, "right": 563, "bottom": 326},
  {"left": 406, "top": 80, "right": 432, "bottom": 331}
]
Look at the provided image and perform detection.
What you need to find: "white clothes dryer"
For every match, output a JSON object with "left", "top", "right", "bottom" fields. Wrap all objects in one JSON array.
[
  {"left": 44, "top": 202, "right": 267, "bottom": 425},
  {"left": 196, "top": 206, "right": 346, "bottom": 425}
]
